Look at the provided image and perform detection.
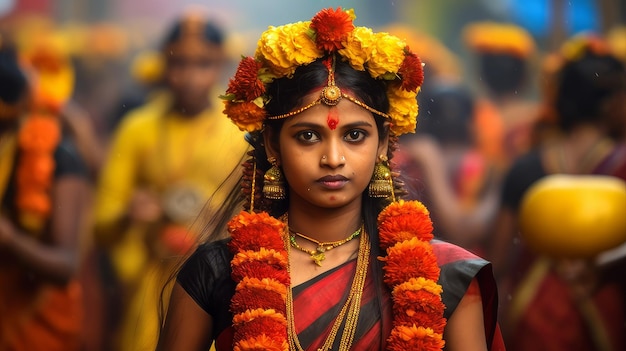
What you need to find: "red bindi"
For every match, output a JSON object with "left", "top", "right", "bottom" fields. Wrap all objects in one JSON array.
[{"left": 327, "top": 107, "right": 339, "bottom": 130}]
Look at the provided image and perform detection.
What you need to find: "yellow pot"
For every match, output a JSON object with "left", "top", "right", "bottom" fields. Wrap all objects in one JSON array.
[{"left": 519, "top": 174, "right": 626, "bottom": 258}]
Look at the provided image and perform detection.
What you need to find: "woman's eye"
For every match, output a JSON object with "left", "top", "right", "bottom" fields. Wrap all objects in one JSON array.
[
  {"left": 345, "top": 130, "right": 366, "bottom": 142},
  {"left": 296, "top": 131, "right": 319, "bottom": 142}
]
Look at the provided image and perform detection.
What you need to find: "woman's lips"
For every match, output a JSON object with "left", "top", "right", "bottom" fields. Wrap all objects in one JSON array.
[{"left": 317, "top": 175, "right": 348, "bottom": 189}]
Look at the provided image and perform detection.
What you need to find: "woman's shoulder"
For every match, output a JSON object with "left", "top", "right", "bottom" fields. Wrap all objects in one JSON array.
[
  {"left": 431, "top": 239, "right": 489, "bottom": 267},
  {"left": 180, "top": 238, "right": 233, "bottom": 277},
  {"left": 431, "top": 240, "right": 497, "bottom": 318}
]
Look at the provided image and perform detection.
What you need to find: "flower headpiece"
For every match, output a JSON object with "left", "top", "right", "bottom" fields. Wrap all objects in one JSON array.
[
  {"left": 221, "top": 7, "right": 424, "bottom": 136},
  {"left": 463, "top": 21, "right": 536, "bottom": 59}
]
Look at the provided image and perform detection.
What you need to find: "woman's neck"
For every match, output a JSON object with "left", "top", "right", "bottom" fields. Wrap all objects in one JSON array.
[{"left": 286, "top": 200, "right": 363, "bottom": 243}]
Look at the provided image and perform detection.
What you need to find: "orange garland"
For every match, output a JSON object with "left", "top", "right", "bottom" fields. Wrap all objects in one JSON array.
[
  {"left": 227, "top": 199, "right": 446, "bottom": 350},
  {"left": 15, "top": 114, "right": 61, "bottom": 232}
]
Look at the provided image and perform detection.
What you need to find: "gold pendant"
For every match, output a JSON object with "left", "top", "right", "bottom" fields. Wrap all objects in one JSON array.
[{"left": 311, "top": 251, "right": 325, "bottom": 266}]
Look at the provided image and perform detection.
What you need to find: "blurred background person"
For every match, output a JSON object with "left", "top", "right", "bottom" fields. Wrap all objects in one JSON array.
[
  {"left": 463, "top": 21, "right": 540, "bottom": 175},
  {"left": 91, "top": 10, "right": 250, "bottom": 351},
  {"left": 398, "top": 81, "right": 500, "bottom": 255},
  {"left": 489, "top": 33, "right": 626, "bottom": 351},
  {"left": 0, "top": 32, "right": 90, "bottom": 351}
]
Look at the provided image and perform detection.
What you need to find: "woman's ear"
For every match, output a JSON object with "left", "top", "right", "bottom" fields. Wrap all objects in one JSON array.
[{"left": 263, "top": 127, "right": 280, "bottom": 163}]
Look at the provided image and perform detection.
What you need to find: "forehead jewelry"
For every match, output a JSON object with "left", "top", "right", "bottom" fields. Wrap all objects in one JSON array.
[{"left": 266, "top": 56, "right": 391, "bottom": 122}]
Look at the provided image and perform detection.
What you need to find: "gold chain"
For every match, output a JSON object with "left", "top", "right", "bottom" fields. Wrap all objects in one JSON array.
[
  {"left": 286, "top": 223, "right": 370, "bottom": 351},
  {"left": 289, "top": 225, "right": 362, "bottom": 266}
]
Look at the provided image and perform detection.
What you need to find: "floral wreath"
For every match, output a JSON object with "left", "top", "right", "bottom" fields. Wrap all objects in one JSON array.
[
  {"left": 224, "top": 7, "right": 446, "bottom": 351},
  {"left": 220, "top": 7, "right": 423, "bottom": 136}
]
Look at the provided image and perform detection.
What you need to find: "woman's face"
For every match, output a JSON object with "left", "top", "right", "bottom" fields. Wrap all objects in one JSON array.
[
  {"left": 272, "top": 90, "right": 388, "bottom": 210},
  {"left": 164, "top": 40, "right": 224, "bottom": 114}
]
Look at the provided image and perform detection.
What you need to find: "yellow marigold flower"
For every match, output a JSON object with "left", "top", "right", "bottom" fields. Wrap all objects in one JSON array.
[
  {"left": 232, "top": 248, "right": 288, "bottom": 267},
  {"left": 393, "top": 277, "right": 443, "bottom": 296},
  {"left": 233, "top": 308, "right": 287, "bottom": 325},
  {"left": 338, "top": 26, "right": 375, "bottom": 71},
  {"left": 233, "top": 334, "right": 288, "bottom": 351},
  {"left": 255, "top": 21, "right": 322, "bottom": 77},
  {"left": 367, "top": 32, "right": 406, "bottom": 78},
  {"left": 236, "top": 277, "right": 288, "bottom": 297},
  {"left": 387, "top": 87, "right": 418, "bottom": 135}
]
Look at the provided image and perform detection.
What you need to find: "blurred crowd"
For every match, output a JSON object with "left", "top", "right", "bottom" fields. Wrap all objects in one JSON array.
[{"left": 1, "top": 4, "right": 626, "bottom": 351}]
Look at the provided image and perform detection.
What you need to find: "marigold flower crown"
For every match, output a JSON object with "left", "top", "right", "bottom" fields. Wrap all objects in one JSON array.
[{"left": 221, "top": 7, "right": 424, "bottom": 136}]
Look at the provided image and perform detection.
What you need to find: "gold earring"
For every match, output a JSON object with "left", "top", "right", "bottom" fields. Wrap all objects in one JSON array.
[
  {"left": 263, "top": 157, "right": 286, "bottom": 200},
  {"left": 368, "top": 155, "right": 393, "bottom": 198}
]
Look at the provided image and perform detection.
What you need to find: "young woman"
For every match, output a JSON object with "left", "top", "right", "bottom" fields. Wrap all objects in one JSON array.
[{"left": 157, "top": 8, "right": 504, "bottom": 351}]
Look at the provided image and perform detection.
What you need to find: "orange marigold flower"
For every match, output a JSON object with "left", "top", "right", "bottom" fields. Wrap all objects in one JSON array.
[
  {"left": 227, "top": 57, "right": 265, "bottom": 101},
  {"left": 232, "top": 248, "right": 288, "bottom": 267},
  {"left": 236, "top": 277, "right": 288, "bottom": 297},
  {"left": 16, "top": 190, "right": 51, "bottom": 216},
  {"left": 18, "top": 115, "right": 61, "bottom": 152},
  {"left": 311, "top": 7, "right": 354, "bottom": 51},
  {"left": 228, "top": 211, "right": 285, "bottom": 251},
  {"left": 233, "top": 333, "right": 288, "bottom": 351},
  {"left": 378, "top": 200, "right": 433, "bottom": 248},
  {"left": 234, "top": 317, "right": 287, "bottom": 346},
  {"left": 381, "top": 238, "right": 440, "bottom": 285},
  {"left": 387, "top": 325, "right": 445, "bottom": 351},
  {"left": 394, "top": 276, "right": 443, "bottom": 296},
  {"left": 399, "top": 49, "right": 424, "bottom": 91},
  {"left": 231, "top": 259, "right": 290, "bottom": 285},
  {"left": 231, "top": 287, "right": 286, "bottom": 313},
  {"left": 233, "top": 308, "right": 287, "bottom": 325},
  {"left": 16, "top": 154, "right": 54, "bottom": 185},
  {"left": 223, "top": 100, "right": 267, "bottom": 133}
]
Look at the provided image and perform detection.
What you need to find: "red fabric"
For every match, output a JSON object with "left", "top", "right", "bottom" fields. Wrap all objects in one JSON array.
[{"left": 509, "top": 270, "right": 624, "bottom": 351}]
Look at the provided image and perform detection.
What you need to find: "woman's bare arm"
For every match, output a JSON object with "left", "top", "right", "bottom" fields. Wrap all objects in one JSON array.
[
  {"left": 444, "top": 278, "right": 488, "bottom": 351},
  {"left": 156, "top": 282, "right": 214, "bottom": 351}
]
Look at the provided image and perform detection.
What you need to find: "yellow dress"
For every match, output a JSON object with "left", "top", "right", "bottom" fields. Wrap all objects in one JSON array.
[{"left": 93, "top": 90, "right": 249, "bottom": 351}]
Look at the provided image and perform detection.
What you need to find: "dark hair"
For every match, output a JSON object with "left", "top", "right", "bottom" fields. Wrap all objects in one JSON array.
[
  {"left": 555, "top": 51, "right": 626, "bottom": 132},
  {"left": 416, "top": 83, "right": 475, "bottom": 144},
  {"left": 161, "top": 17, "right": 224, "bottom": 49},
  {"left": 0, "top": 39, "right": 27, "bottom": 104},
  {"left": 479, "top": 53, "right": 527, "bottom": 97}
]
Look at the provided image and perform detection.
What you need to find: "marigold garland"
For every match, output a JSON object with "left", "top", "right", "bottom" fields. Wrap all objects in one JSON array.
[
  {"left": 378, "top": 199, "right": 447, "bottom": 350},
  {"left": 228, "top": 210, "right": 290, "bottom": 351},
  {"left": 228, "top": 198, "right": 446, "bottom": 350},
  {"left": 221, "top": 7, "right": 423, "bottom": 136},
  {"left": 15, "top": 114, "right": 61, "bottom": 232}
]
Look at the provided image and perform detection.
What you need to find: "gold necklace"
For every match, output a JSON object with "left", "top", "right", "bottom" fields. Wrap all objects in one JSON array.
[
  {"left": 289, "top": 225, "right": 362, "bottom": 266},
  {"left": 286, "top": 227, "right": 370, "bottom": 351}
]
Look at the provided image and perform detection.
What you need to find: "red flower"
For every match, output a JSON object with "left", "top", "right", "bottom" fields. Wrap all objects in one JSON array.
[
  {"left": 392, "top": 290, "right": 446, "bottom": 333},
  {"left": 311, "top": 7, "right": 354, "bottom": 51},
  {"left": 234, "top": 317, "right": 287, "bottom": 344},
  {"left": 398, "top": 49, "right": 424, "bottom": 92},
  {"left": 227, "top": 57, "right": 265, "bottom": 101},
  {"left": 231, "top": 260, "right": 290, "bottom": 284},
  {"left": 223, "top": 100, "right": 267, "bottom": 133},
  {"left": 382, "top": 240, "right": 441, "bottom": 285},
  {"left": 231, "top": 288, "right": 286, "bottom": 313}
]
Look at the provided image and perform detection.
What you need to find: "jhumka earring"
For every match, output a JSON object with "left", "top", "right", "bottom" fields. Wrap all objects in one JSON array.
[
  {"left": 263, "top": 156, "right": 286, "bottom": 200},
  {"left": 368, "top": 154, "right": 393, "bottom": 198}
]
